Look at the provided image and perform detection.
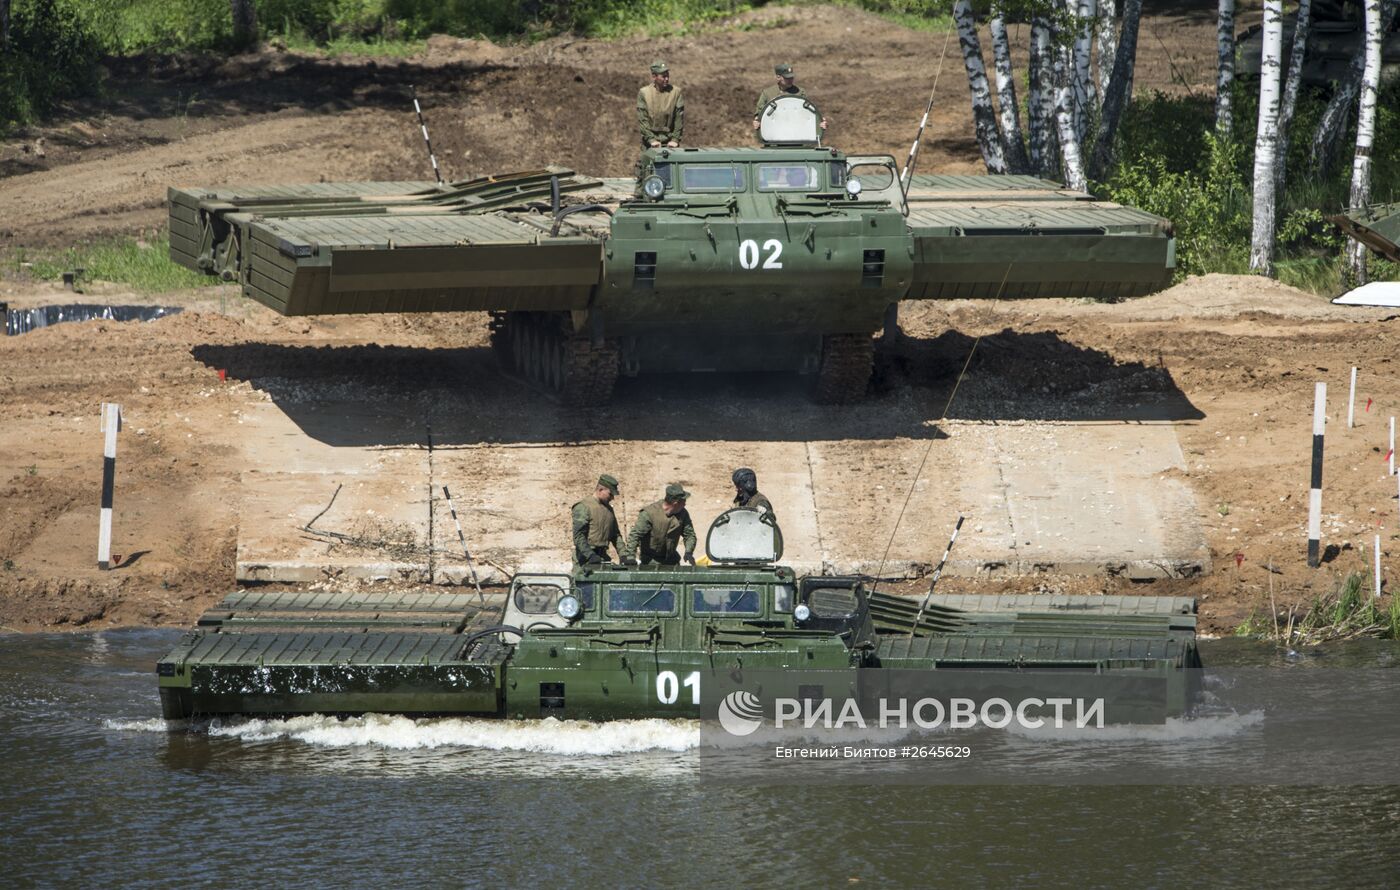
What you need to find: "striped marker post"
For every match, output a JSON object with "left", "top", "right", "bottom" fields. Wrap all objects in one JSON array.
[
  {"left": 443, "top": 486, "right": 486, "bottom": 605},
  {"left": 1308, "top": 383, "right": 1326, "bottom": 568},
  {"left": 1348, "top": 367, "right": 1357, "bottom": 428},
  {"left": 1375, "top": 535, "right": 1383, "bottom": 598},
  {"left": 98, "top": 403, "right": 121, "bottom": 569}
]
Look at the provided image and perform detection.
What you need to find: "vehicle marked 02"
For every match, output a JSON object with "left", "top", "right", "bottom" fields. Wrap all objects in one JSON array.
[{"left": 738, "top": 238, "right": 783, "bottom": 270}]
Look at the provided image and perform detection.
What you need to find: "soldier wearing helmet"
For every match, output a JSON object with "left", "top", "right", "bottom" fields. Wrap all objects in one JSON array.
[{"left": 731, "top": 467, "right": 775, "bottom": 521}]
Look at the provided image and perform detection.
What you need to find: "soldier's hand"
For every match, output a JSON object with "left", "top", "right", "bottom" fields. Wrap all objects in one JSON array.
[
  {"left": 649, "top": 139, "right": 662, "bottom": 147},
  {"left": 620, "top": 554, "right": 638, "bottom": 566},
  {"left": 666, "top": 140, "right": 678, "bottom": 148},
  {"left": 585, "top": 553, "right": 604, "bottom": 565},
  {"left": 820, "top": 119, "right": 829, "bottom": 130},
  {"left": 684, "top": 552, "right": 696, "bottom": 565}
]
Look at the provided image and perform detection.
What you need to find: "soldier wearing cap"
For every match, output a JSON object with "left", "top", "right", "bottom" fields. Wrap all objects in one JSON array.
[
  {"left": 731, "top": 467, "right": 775, "bottom": 521},
  {"left": 753, "top": 63, "right": 827, "bottom": 134},
  {"left": 637, "top": 60, "right": 684, "bottom": 149},
  {"left": 572, "top": 474, "right": 624, "bottom": 565},
  {"left": 624, "top": 483, "right": 698, "bottom": 566}
]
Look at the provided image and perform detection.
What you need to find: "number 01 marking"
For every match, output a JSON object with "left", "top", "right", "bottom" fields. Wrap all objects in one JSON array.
[
  {"left": 738, "top": 239, "right": 783, "bottom": 270},
  {"left": 656, "top": 670, "right": 701, "bottom": 704}
]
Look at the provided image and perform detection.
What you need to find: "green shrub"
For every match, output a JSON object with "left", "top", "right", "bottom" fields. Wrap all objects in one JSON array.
[{"left": 0, "top": 0, "right": 103, "bottom": 132}]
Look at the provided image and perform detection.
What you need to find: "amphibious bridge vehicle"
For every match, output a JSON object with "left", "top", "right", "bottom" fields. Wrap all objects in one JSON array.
[
  {"left": 168, "top": 99, "right": 1176, "bottom": 403},
  {"left": 157, "top": 510, "right": 1201, "bottom": 723}
]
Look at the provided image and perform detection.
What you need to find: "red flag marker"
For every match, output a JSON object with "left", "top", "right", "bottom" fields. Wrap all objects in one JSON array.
[
  {"left": 1366, "top": 397, "right": 1373, "bottom": 412},
  {"left": 1234, "top": 552, "right": 1244, "bottom": 569},
  {"left": 1386, "top": 448, "right": 1394, "bottom": 465},
  {"left": 218, "top": 369, "right": 226, "bottom": 382}
]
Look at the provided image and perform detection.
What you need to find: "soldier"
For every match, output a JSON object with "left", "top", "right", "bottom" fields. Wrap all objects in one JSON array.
[
  {"left": 637, "top": 60, "right": 684, "bottom": 149},
  {"left": 571, "top": 474, "right": 624, "bottom": 565},
  {"left": 624, "top": 483, "right": 698, "bottom": 566},
  {"left": 752, "top": 62, "right": 828, "bottom": 134},
  {"left": 731, "top": 467, "right": 775, "bottom": 521}
]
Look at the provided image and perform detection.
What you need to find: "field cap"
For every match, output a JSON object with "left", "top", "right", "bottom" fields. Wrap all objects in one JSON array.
[
  {"left": 775, "top": 63, "right": 794, "bottom": 77},
  {"left": 598, "top": 474, "right": 620, "bottom": 495},
  {"left": 665, "top": 483, "right": 691, "bottom": 501},
  {"left": 650, "top": 60, "right": 670, "bottom": 74}
]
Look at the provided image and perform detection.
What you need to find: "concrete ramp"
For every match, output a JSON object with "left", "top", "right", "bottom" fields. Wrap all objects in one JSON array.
[{"left": 233, "top": 400, "right": 1209, "bottom": 584}]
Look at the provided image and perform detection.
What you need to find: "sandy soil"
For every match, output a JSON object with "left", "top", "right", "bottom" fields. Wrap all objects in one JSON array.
[{"left": 2, "top": 3, "right": 1395, "bottom": 636}]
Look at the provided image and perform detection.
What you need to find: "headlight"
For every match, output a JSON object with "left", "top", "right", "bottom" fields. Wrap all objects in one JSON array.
[
  {"left": 557, "top": 594, "right": 581, "bottom": 620},
  {"left": 642, "top": 175, "right": 666, "bottom": 200},
  {"left": 845, "top": 179, "right": 863, "bottom": 197},
  {"left": 793, "top": 603, "right": 811, "bottom": 623}
]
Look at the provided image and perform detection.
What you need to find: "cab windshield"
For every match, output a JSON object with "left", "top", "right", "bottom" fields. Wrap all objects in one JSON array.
[
  {"left": 692, "top": 588, "right": 762, "bottom": 616},
  {"left": 680, "top": 164, "right": 745, "bottom": 192},
  {"left": 756, "top": 163, "right": 822, "bottom": 191}
]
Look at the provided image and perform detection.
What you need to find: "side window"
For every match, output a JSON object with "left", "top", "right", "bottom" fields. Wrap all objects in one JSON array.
[
  {"left": 608, "top": 587, "right": 677, "bottom": 615},
  {"left": 774, "top": 584, "right": 794, "bottom": 613},
  {"left": 654, "top": 163, "right": 672, "bottom": 187},
  {"left": 692, "top": 588, "right": 762, "bottom": 616},
  {"left": 576, "top": 582, "right": 596, "bottom": 611},
  {"left": 847, "top": 162, "right": 894, "bottom": 191}
]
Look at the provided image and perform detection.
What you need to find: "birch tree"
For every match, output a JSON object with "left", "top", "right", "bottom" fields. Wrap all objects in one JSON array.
[
  {"left": 1088, "top": 0, "right": 1141, "bottom": 179},
  {"left": 1248, "top": 0, "right": 1284, "bottom": 276},
  {"left": 1054, "top": 39, "right": 1089, "bottom": 190},
  {"left": 1028, "top": 14, "right": 1059, "bottom": 178},
  {"left": 1346, "top": 0, "right": 1384, "bottom": 283},
  {"left": 1074, "top": 0, "right": 1096, "bottom": 142},
  {"left": 1273, "top": 0, "right": 1313, "bottom": 198},
  {"left": 953, "top": 0, "right": 1009, "bottom": 174},
  {"left": 1215, "top": 0, "right": 1235, "bottom": 137},
  {"left": 1096, "top": 0, "right": 1118, "bottom": 106},
  {"left": 230, "top": 0, "right": 258, "bottom": 49},
  {"left": 2, "top": 0, "right": 10, "bottom": 51},
  {"left": 989, "top": 2, "right": 1031, "bottom": 174}
]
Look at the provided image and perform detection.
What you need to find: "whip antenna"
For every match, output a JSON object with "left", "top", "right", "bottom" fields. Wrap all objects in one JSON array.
[
  {"left": 411, "top": 85, "right": 445, "bottom": 187},
  {"left": 900, "top": 28, "right": 953, "bottom": 197}
]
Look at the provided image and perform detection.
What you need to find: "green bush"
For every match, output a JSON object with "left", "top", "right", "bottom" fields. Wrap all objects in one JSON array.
[{"left": 0, "top": 0, "right": 103, "bottom": 132}]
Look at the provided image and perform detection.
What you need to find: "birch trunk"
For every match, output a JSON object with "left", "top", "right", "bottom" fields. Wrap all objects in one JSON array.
[
  {"left": 1249, "top": 0, "right": 1284, "bottom": 276},
  {"left": 990, "top": 3, "right": 1031, "bottom": 174},
  {"left": 1346, "top": 0, "right": 1384, "bottom": 284},
  {"left": 1, "top": 0, "right": 10, "bottom": 51},
  {"left": 1028, "top": 17, "right": 1050, "bottom": 175},
  {"left": 1074, "top": 0, "right": 1096, "bottom": 143},
  {"left": 1273, "top": 0, "right": 1313, "bottom": 198},
  {"left": 1088, "top": 0, "right": 1141, "bottom": 179},
  {"left": 953, "top": 0, "right": 1009, "bottom": 174},
  {"left": 1096, "top": 0, "right": 1118, "bottom": 107},
  {"left": 1215, "top": 0, "right": 1235, "bottom": 137},
  {"left": 1055, "top": 41, "right": 1089, "bottom": 191}
]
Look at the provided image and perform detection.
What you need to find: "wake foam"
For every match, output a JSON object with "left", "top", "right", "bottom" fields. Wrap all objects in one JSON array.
[{"left": 205, "top": 714, "right": 700, "bottom": 755}]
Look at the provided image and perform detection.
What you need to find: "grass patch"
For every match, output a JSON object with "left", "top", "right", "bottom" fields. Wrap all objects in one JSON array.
[
  {"left": 1237, "top": 571, "right": 1399, "bottom": 645},
  {"left": 5, "top": 234, "right": 215, "bottom": 293}
]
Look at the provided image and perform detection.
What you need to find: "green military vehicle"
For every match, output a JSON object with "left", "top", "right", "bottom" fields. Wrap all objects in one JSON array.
[
  {"left": 156, "top": 509, "right": 1201, "bottom": 723},
  {"left": 168, "top": 98, "right": 1175, "bottom": 403},
  {"left": 1236, "top": 0, "right": 1400, "bottom": 84},
  {"left": 1334, "top": 202, "right": 1400, "bottom": 263}
]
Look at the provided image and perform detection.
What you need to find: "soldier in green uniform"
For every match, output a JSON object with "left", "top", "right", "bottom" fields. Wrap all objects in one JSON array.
[
  {"left": 731, "top": 467, "right": 775, "bottom": 521},
  {"left": 752, "top": 62, "right": 827, "bottom": 135},
  {"left": 624, "top": 483, "right": 698, "bottom": 566},
  {"left": 571, "top": 474, "right": 624, "bottom": 565},
  {"left": 637, "top": 60, "right": 684, "bottom": 149}
]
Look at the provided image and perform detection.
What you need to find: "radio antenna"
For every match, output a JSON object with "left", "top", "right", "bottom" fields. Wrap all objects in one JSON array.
[
  {"left": 411, "top": 85, "right": 445, "bottom": 187},
  {"left": 900, "top": 28, "right": 953, "bottom": 197}
]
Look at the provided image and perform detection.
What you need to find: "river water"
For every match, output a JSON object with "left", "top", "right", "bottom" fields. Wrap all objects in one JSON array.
[{"left": 2, "top": 630, "right": 1398, "bottom": 887}]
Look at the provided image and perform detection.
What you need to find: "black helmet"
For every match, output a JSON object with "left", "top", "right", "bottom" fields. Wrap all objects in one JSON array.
[{"left": 732, "top": 467, "right": 757, "bottom": 495}]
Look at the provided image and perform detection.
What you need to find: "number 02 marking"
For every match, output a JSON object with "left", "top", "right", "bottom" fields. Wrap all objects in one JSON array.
[
  {"left": 738, "top": 239, "right": 783, "bottom": 270},
  {"left": 656, "top": 670, "right": 701, "bottom": 705}
]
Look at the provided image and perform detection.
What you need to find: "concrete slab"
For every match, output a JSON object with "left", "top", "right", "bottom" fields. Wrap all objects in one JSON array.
[{"left": 233, "top": 397, "right": 1209, "bottom": 583}]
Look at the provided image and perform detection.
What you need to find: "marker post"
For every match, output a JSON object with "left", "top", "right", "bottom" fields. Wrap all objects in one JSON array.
[
  {"left": 98, "top": 403, "right": 121, "bottom": 569},
  {"left": 1308, "top": 383, "right": 1326, "bottom": 568}
]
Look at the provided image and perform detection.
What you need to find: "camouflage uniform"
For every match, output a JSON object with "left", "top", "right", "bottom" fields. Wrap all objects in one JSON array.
[
  {"left": 754, "top": 83, "right": 810, "bottom": 119},
  {"left": 625, "top": 484, "right": 697, "bottom": 565},
  {"left": 638, "top": 61, "right": 684, "bottom": 148},
  {"left": 731, "top": 467, "right": 776, "bottom": 523},
  {"left": 572, "top": 474, "right": 622, "bottom": 565}
]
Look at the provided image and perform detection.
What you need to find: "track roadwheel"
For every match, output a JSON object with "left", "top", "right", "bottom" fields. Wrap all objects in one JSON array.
[{"left": 814, "top": 333, "right": 874, "bottom": 404}]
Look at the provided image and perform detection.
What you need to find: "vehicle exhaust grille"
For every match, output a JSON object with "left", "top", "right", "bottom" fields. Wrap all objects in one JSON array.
[{"left": 634, "top": 251, "right": 657, "bottom": 289}]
